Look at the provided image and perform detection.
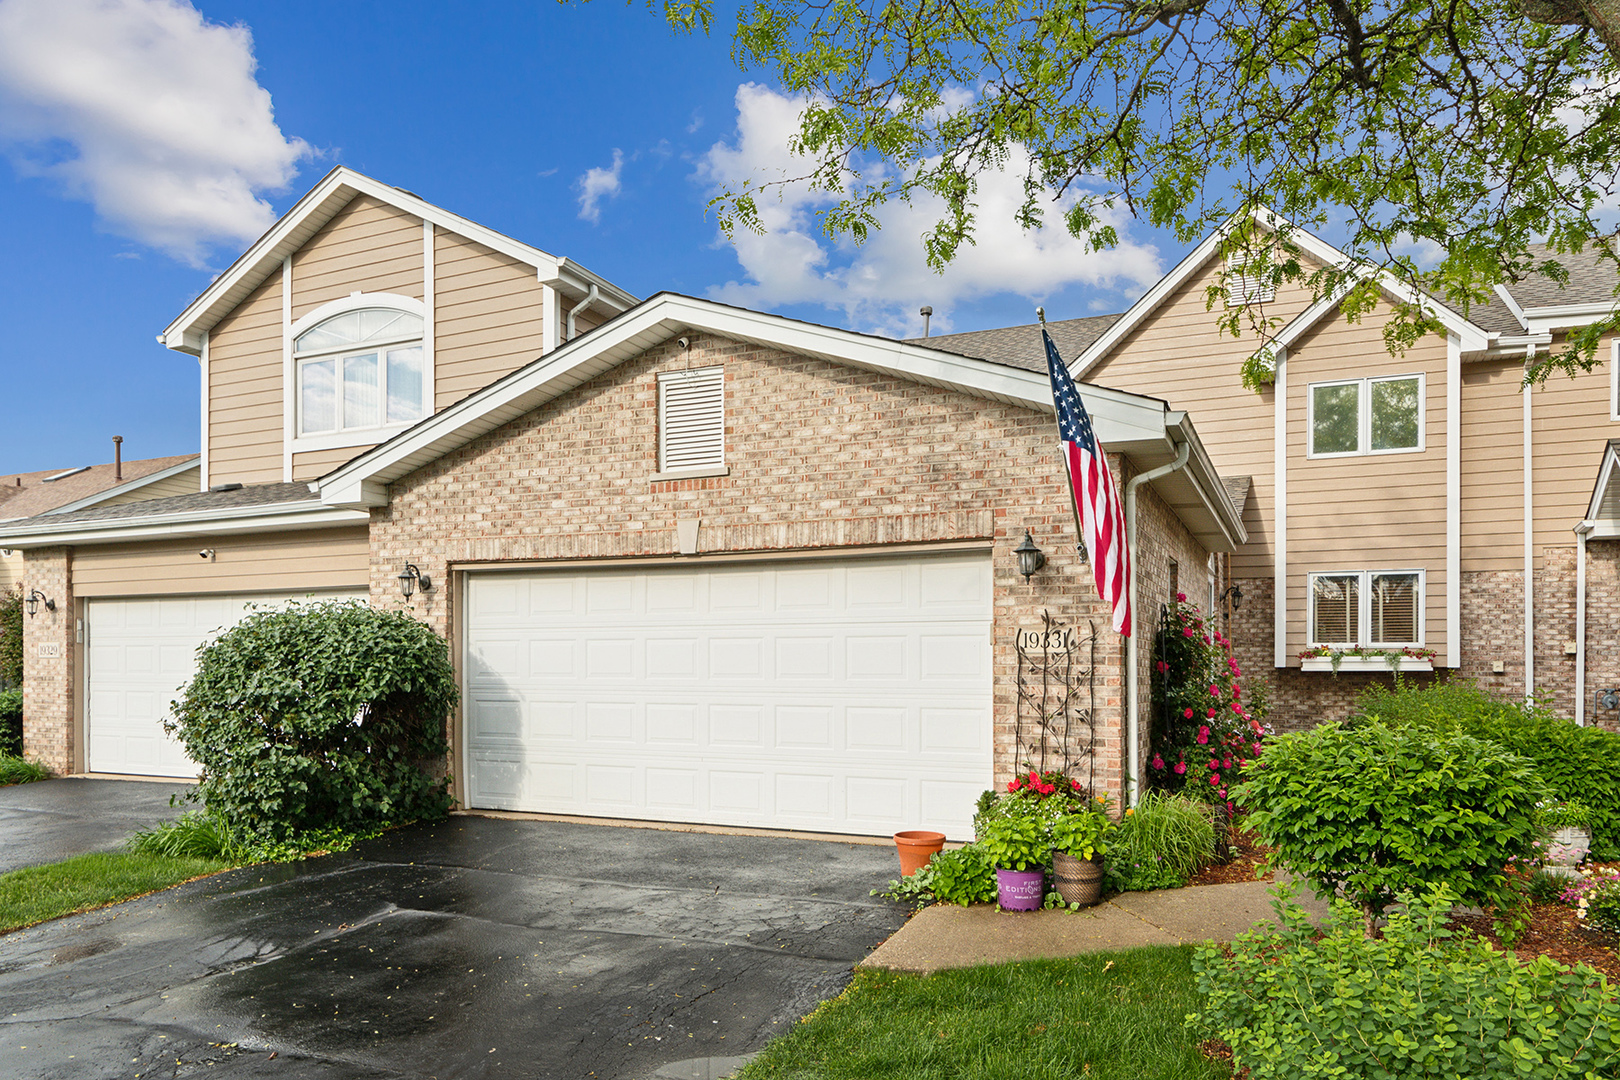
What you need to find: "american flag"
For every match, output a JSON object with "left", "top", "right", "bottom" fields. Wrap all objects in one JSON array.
[{"left": 1043, "top": 328, "right": 1132, "bottom": 637}]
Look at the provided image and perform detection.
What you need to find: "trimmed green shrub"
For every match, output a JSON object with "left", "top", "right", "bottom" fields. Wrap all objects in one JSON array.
[
  {"left": 0, "top": 753, "right": 48, "bottom": 785},
  {"left": 1190, "top": 884, "right": 1620, "bottom": 1079},
  {"left": 871, "top": 844, "right": 997, "bottom": 908},
  {"left": 1358, "top": 679, "right": 1620, "bottom": 859},
  {"left": 0, "top": 586, "right": 20, "bottom": 689},
  {"left": 168, "top": 600, "right": 458, "bottom": 840},
  {"left": 0, "top": 688, "right": 20, "bottom": 757},
  {"left": 1239, "top": 720, "right": 1546, "bottom": 936},
  {"left": 1105, "top": 792, "right": 1214, "bottom": 892}
]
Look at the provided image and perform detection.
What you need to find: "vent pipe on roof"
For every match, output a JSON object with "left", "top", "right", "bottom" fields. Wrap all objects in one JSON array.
[
  {"left": 113, "top": 435, "right": 123, "bottom": 481},
  {"left": 920, "top": 305, "right": 933, "bottom": 337}
]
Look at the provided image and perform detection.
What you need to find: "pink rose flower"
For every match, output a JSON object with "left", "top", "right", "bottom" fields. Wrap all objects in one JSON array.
[
  {"left": 1209, "top": 774, "right": 1221, "bottom": 786},
  {"left": 1208, "top": 759, "right": 1219, "bottom": 770},
  {"left": 1182, "top": 628, "right": 1195, "bottom": 638},
  {"left": 1173, "top": 760, "right": 1187, "bottom": 775},
  {"left": 1196, "top": 726, "right": 1210, "bottom": 744},
  {"left": 1252, "top": 742, "right": 1262, "bottom": 755},
  {"left": 1209, "top": 685, "right": 1222, "bottom": 698},
  {"left": 1155, "top": 660, "right": 1169, "bottom": 674},
  {"left": 1151, "top": 755, "right": 1165, "bottom": 770},
  {"left": 1176, "top": 591, "right": 1187, "bottom": 601},
  {"left": 1207, "top": 708, "right": 1217, "bottom": 718},
  {"left": 1183, "top": 707, "right": 1195, "bottom": 719},
  {"left": 1222, "top": 758, "right": 1232, "bottom": 769}
]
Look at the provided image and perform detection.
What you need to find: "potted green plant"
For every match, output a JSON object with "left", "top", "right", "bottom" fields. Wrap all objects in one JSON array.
[
  {"left": 1540, "top": 799, "right": 1593, "bottom": 879},
  {"left": 1050, "top": 804, "right": 1110, "bottom": 906},
  {"left": 978, "top": 814, "right": 1049, "bottom": 910}
]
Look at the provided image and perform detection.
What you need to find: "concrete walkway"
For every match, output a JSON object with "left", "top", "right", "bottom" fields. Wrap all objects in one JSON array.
[
  {"left": 861, "top": 877, "right": 1332, "bottom": 974},
  {"left": 0, "top": 776, "right": 191, "bottom": 874}
]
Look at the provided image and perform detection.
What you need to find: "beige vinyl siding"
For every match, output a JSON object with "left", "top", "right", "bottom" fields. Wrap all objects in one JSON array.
[
  {"left": 290, "top": 195, "right": 424, "bottom": 321},
  {"left": 434, "top": 229, "right": 550, "bottom": 407},
  {"left": 72, "top": 528, "right": 370, "bottom": 598},
  {"left": 292, "top": 446, "right": 366, "bottom": 482},
  {"left": 1085, "top": 254, "right": 1317, "bottom": 577},
  {"left": 207, "top": 267, "right": 285, "bottom": 486},
  {"left": 1530, "top": 334, "right": 1618, "bottom": 555},
  {"left": 93, "top": 467, "right": 201, "bottom": 507},
  {"left": 1285, "top": 312, "right": 1449, "bottom": 659},
  {"left": 0, "top": 551, "right": 19, "bottom": 594},
  {"left": 1459, "top": 359, "right": 1527, "bottom": 573}
]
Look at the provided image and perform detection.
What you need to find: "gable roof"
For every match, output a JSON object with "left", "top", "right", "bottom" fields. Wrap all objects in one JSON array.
[
  {"left": 905, "top": 313, "right": 1122, "bottom": 372},
  {"left": 159, "top": 167, "right": 638, "bottom": 354},
  {"left": 315, "top": 292, "right": 1247, "bottom": 552},
  {"left": 1069, "top": 208, "right": 1494, "bottom": 379},
  {"left": 0, "top": 454, "right": 198, "bottom": 523}
]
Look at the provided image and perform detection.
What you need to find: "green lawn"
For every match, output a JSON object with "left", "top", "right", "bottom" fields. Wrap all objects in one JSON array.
[
  {"left": 0, "top": 852, "right": 234, "bottom": 933},
  {"left": 736, "top": 945, "right": 1225, "bottom": 1080}
]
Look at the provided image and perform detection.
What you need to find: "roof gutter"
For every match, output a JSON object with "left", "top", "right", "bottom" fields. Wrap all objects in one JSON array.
[
  {"left": 0, "top": 500, "right": 366, "bottom": 549},
  {"left": 1123, "top": 436, "right": 1191, "bottom": 808}
]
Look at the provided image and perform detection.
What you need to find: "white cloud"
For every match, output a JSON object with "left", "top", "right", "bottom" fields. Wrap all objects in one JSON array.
[
  {"left": 0, "top": 0, "right": 309, "bottom": 266},
  {"left": 576, "top": 148, "right": 624, "bottom": 224},
  {"left": 697, "top": 84, "right": 1163, "bottom": 335}
]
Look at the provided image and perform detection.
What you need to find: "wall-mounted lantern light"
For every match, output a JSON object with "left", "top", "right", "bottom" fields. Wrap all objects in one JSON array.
[
  {"left": 397, "top": 563, "right": 432, "bottom": 599},
  {"left": 1014, "top": 531, "right": 1046, "bottom": 582},
  {"left": 24, "top": 589, "right": 55, "bottom": 617},
  {"left": 1220, "top": 584, "right": 1243, "bottom": 611}
]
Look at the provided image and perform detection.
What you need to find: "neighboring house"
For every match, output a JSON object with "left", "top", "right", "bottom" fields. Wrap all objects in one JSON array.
[
  {"left": 0, "top": 166, "right": 1244, "bottom": 838},
  {"left": 926, "top": 211, "right": 1620, "bottom": 733},
  {"left": 0, "top": 455, "right": 200, "bottom": 593}
]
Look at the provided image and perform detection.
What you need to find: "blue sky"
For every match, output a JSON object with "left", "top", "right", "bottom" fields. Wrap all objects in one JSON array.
[{"left": 0, "top": 0, "right": 1184, "bottom": 473}]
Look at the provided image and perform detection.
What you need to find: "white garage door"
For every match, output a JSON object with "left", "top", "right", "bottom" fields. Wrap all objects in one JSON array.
[
  {"left": 463, "top": 553, "right": 993, "bottom": 839},
  {"left": 86, "top": 591, "right": 368, "bottom": 777}
]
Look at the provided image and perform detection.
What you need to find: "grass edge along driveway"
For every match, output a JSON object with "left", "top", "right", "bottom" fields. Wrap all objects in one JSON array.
[
  {"left": 0, "top": 852, "right": 235, "bottom": 934},
  {"left": 734, "top": 944, "right": 1225, "bottom": 1080}
]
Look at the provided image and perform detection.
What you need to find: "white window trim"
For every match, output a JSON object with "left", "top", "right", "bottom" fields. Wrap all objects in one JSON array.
[
  {"left": 1305, "top": 373, "right": 1426, "bottom": 459},
  {"left": 289, "top": 292, "right": 432, "bottom": 452},
  {"left": 1307, "top": 568, "right": 1426, "bottom": 649},
  {"left": 1608, "top": 337, "right": 1619, "bottom": 422}
]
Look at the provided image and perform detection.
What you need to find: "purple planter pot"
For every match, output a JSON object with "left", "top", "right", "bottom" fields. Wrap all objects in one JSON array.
[{"left": 995, "top": 868, "right": 1045, "bottom": 911}]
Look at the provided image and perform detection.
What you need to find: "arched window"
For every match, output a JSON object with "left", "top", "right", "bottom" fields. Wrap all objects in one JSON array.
[{"left": 294, "top": 305, "right": 426, "bottom": 436}]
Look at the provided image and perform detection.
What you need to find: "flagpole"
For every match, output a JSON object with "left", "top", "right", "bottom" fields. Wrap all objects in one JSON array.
[{"left": 1038, "top": 307, "right": 1089, "bottom": 566}]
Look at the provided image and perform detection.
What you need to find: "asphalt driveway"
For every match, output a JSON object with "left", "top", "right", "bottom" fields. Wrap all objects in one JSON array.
[
  {"left": 0, "top": 812, "right": 909, "bottom": 1080},
  {"left": 0, "top": 776, "right": 191, "bottom": 874}
]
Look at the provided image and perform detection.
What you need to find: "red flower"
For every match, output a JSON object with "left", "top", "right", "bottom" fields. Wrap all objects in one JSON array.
[
  {"left": 1231, "top": 702, "right": 1243, "bottom": 714},
  {"left": 1252, "top": 742, "right": 1262, "bottom": 755},
  {"left": 1182, "top": 628, "right": 1195, "bottom": 638},
  {"left": 1009, "top": 779, "right": 1023, "bottom": 791},
  {"left": 1155, "top": 660, "right": 1169, "bottom": 674},
  {"left": 1183, "top": 707, "right": 1195, "bottom": 719},
  {"left": 1209, "top": 685, "right": 1222, "bottom": 698},
  {"left": 1209, "top": 774, "right": 1221, "bottom": 786},
  {"left": 1071, "top": 779, "right": 1081, "bottom": 790},
  {"left": 1206, "top": 708, "right": 1217, "bottom": 718},
  {"left": 1222, "top": 758, "right": 1232, "bottom": 769},
  {"left": 1176, "top": 591, "right": 1187, "bottom": 602},
  {"left": 1173, "top": 760, "right": 1187, "bottom": 775},
  {"left": 1196, "top": 725, "right": 1210, "bottom": 744},
  {"left": 1151, "top": 755, "right": 1165, "bottom": 770}
]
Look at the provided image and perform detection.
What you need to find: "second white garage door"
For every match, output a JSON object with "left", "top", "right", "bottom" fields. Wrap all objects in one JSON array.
[
  {"left": 463, "top": 552, "right": 993, "bottom": 838},
  {"left": 86, "top": 591, "right": 368, "bottom": 777}
]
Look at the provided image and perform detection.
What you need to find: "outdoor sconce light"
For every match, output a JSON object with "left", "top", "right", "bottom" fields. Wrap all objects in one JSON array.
[
  {"left": 397, "top": 563, "right": 432, "bottom": 599},
  {"left": 1220, "top": 584, "right": 1243, "bottom": 610},
  {"left": 1014, "top": 531, "right": 1046, "bottom": 582},
  {"left": 24, "top": 589, "right": 54, "bottom": 617}
]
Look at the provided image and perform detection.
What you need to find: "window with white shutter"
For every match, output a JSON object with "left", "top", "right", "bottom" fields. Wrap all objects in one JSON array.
[{"left": 658, "top": 367, "right": 725, "bottom": 473}]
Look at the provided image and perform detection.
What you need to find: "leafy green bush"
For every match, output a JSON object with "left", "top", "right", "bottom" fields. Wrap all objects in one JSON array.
[
  {"left": 978, "top": 814, "right": 1049, "bottom": 871},
  {"left": 1239, "top": 720, "right": 1545, "bottom": 936},
  {"left": 129, "top": 809, "right": 244, "bottom": 860},
  {"left": 0, "top": 688, "right": 20, "bottom": 757},
  {"left": 1359, "top": 680, "right": 1620, "bottom": 859},
  {"left": 1190, "top": 884, "right": 1620, "bottom": 1080},
  {"left": 1105, "top": 792, "right": 1214, "bottom": 892},
  {"left": 0, "top": 586, "right": 20, "bottom": 689},
  {"left": 168, "top": 600, "right": 457, "bottom": 841},
  {"left": 871, "top": 844, "right": 997, "bottom": 908}
]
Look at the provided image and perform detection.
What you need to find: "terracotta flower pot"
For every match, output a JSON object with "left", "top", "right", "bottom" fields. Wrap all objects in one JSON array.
[
  {"left": 893, "top": 830, "right": 946, "bottom": 876},
  {"left": 1052, "top": 851, "right": 1104, "bottom": 906},
  {"left": 995, "top": 867, "right": 1045, "bottom": 911}
]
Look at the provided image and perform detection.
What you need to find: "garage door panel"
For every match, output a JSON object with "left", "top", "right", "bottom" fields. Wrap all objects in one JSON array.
[
  {"left": 87, "top": 590, "right": 366, "bottom": 778},
  {"left": 465, "top": 554, "right": 992, "bottom": 837}
]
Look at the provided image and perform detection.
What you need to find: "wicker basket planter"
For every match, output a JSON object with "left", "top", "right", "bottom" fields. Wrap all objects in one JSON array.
[{"left": 1052, "top": 851, "right": 1104, "bottom": 907}]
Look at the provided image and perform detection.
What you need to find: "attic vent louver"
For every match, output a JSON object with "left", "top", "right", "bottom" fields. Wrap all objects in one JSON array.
[{"left": 658, "top": 367, "right": 725, "bottom": 472}]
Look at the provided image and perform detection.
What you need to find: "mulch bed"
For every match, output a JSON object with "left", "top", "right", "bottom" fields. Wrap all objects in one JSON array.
[{"left": 1183, "top": 824, "right": 1620, "bottom": 978}]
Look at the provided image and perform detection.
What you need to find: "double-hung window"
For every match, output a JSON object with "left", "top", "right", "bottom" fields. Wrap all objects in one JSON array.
[
  {"left": 1308, "top": 374, "right": 1423, "bottom": 457},
  {"left": 1309, "top": 570, "right": 1423, "bottom": 648},
  {"left": 295, "top": 307, "right": 426, "bottom": 438}
]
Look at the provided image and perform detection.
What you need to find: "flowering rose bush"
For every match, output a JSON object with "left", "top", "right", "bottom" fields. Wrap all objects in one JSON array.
[
  {"left": 974, "top": 766, "right": 1089, "bottom": 839},
  {"left": 1148, "top": 595, "right": 1269, "bottom": 809}
]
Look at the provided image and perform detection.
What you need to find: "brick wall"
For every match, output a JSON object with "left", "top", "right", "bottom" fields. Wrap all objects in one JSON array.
[
  {"left": 21, "top": 547, "right": 73, "bottom": 773},
  {"left": 371, "top": 332, "right": 1210, "bottom": 803}
]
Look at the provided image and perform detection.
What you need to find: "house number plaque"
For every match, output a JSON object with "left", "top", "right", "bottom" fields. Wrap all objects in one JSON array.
[
  {"left": 37, "top": 642, "right": 61, "bottom": 659},
  {"left": 1015, "top": 627, "right": 1075, "bottom": 652}
]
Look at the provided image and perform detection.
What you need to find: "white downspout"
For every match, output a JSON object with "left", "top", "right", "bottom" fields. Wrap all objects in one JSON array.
[
  {"left": 1523, "top": 368, "right": 1535, "bottom": 700},
  {"left": 1123, "top": 437, "right": 1191, "bottom": 808},
  {"left": 1577, "top": 520, "right": 1592, "bottom": 725},
  {"left": 566, "top": 284, "right": 600, "bottom": 342}
]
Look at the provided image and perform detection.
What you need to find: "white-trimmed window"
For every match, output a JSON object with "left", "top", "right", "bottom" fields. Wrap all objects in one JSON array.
[
  {"left": 657, "top": 367, "right": 725, "bottom": 473},
  {"left": 1309, "top": 570, "right": 1424, "bottom": 647},
  {"left": 1308, "top": 374, "right": 1424, "bottom": 457},
  {"left": 295, "top": 306, "right": 427, "bottom": 438}
]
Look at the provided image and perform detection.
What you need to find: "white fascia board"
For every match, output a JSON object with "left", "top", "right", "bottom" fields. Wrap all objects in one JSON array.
[
  {"left": 317, "top": 293, "right": 1178, "bottom": 506},
  {"left": 1165, "top": 412, "right": 1248, "bottom": 549},
  {"left": 0, "top": 502, "right": 366, "bottom": 549},
  {"left": 545, "top": 258, "right": 638, "bottom": 313},
  {"left": 41, "top": 457, "right": 202, "bottom": 516},
  {"left": 1524, "top": 302, "right": 1620, "bottom": 335},
  {"left": 161, "top": 166, "right": 606, "bottom": 352}
]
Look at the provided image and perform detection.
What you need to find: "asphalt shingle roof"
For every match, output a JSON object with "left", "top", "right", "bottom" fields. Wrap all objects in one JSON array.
[
  {"left": 907, "top": 313, "right": 1124, "bottom": 373},
  {"left": 28, "top": 482, "right": 318, "bottom": 528},
  {"left": 0, "top": 455, "right": 197, "bottom": 522},
  {"left": 1502, "top": 244, "right": 1620, "bottom": 310},
  {"left": 1223, "top": 476, "right": 1252, "bottom": 519}
]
